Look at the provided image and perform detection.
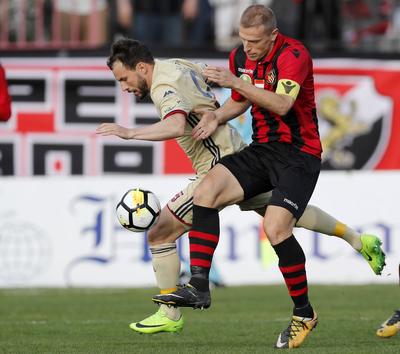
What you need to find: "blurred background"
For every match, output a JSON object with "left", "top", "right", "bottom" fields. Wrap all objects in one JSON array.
[
  {"left": 0, "top": 0, "right": 400, "bottom": 288},
  {"left": 1, "top": 0, "right": 400, "bottom": 54}
]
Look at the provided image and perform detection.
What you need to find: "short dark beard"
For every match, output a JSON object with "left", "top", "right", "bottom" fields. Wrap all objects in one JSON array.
[{"left": 137, "top": 77, "right": 149, "bottom": 100}]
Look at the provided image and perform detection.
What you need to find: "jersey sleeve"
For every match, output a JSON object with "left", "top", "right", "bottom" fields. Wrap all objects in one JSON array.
[
  {"left": 276, "top": 45, "right": 310, "bottom": 86},
  {"left": 152, "top": 84, "right": 190, "bottom": 120},
  {"left": 229, "top": 49, "right": 246, "bottom": 102},
  {"left": 275, "top": 46, "right": 311, "bottom": 100},
  {"left": 0, "top": 65, "right": 12, "bottom": 121}
]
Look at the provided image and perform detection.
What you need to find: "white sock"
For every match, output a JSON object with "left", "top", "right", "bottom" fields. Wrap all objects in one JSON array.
[
  {"left": 150, "top": 243, "right": 182, "bottom": 321},
  {"left": 297, "top": 205, "right": 362, "bottom": 251}
]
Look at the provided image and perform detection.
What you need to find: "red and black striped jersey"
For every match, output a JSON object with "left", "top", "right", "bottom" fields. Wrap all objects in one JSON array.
[{"left": 229, "top": 33, "right": 322, "bottom": 158}]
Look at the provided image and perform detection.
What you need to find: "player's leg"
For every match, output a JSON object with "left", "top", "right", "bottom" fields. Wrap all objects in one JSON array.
[
  {"left": 264, "top": 147, "right": 320, "bottom": 349},
  {"left": 129, "top": 205, "right": 188, "bottom": 334},
  {"left": 243, "top": 192, "right": 363, "bottom": 249},
  {"left": 296, "top": 205, "right": 361, "bottom": 248},
  {"left": 152, "top": 162, "right": 245, "bottom": 308},
  {"left": 297, "top": 206, "right": 385, "bottom": 275},
  {"left": 264, "top": 205, "right": 318, "bottom": 349},
  {"left": 241, "top": 193, "right": 385, "bottom": 275}
]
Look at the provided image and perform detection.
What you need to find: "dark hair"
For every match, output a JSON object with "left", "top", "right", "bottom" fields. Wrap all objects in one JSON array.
[
  {"left": 240, "top": 5, "right": 277, "bottom": 33},
  {"left": 107, "top": 38, "right": 155, "bottom": 70}
]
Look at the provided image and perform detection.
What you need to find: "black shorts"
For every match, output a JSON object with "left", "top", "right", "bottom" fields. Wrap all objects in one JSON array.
[{"left": 219, "top": 142, "right": 321, "bottom": 220}]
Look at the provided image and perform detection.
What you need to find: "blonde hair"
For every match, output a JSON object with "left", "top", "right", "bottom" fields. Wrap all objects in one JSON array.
[{"left": 240, "top": 5, "right": 277, "bottom": 33}]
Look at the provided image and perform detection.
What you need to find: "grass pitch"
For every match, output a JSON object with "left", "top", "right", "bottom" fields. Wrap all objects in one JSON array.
[{"left": 0, "top": 285, "right": 398, "bottom": 353}]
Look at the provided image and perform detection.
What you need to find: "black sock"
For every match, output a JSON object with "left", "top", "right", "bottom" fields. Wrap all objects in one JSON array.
[
  {"left": 273, "top": 235, "right": 313, "bottom": 317},
  {"left": 188, "top": 204, "right": 220, "bottom": 281}
]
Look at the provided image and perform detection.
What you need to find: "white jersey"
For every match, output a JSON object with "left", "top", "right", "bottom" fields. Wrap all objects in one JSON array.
[{"left": 150, "top": 59, "right": 246, "bottom": 177}]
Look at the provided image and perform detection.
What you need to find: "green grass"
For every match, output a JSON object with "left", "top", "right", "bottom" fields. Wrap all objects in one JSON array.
[{"left": 0, "top": 285, "right": 398, "bottom": 353}]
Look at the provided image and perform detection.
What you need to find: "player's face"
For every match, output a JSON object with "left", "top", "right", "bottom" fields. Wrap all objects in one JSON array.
[
  {"left": 239, "top": 25, "right": 278, "bottom": 61},
  {"left": 112, "top": 60, "right": 149, "bottom": 99}
]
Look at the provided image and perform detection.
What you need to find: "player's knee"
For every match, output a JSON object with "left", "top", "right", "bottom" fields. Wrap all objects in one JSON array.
[
  {"left": 147, "top": 221, "right": 173, "bottom": 245},
  {"left": 193, "top": 179, "right": 220, "bottom": 208},
  {"left": 264, "top": 221, "right": 292, "bottom": 244},
  {"left": 147, "top": 224, "right": 163, "bottom": 244}
]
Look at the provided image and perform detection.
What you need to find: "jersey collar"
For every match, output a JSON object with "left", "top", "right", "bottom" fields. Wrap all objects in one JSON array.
[{"left": 260, "top": 33, "right": 285, "bottom": 64}]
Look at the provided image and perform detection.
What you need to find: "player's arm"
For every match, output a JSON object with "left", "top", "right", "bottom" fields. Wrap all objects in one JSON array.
[
  {"left": 232, "top": 78, "right": 296, "bottom": 115},
  {"left": 205, "top": 66, "right": 296, "bottom": 116},
  {"left": 95, "top": 112, "right": 186, "bottom": 141},
  {"left": 192, "top": 98, "right": 250, "bottom": 140},
  {"left": 212, "top": 97, "right": 250, "bottom": 124}
]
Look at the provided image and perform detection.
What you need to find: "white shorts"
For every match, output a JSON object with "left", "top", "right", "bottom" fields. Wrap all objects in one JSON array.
[{"left": 167, "top": 178, "right": 272, "bottom": 226}]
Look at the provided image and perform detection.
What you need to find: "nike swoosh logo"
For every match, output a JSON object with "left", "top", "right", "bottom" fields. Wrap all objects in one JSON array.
[
  {"left": 167, "top": 294, "right": 184, "bottom": 299},
  {"left": 134, "top": 323, "right": 164, "bottom": 328},
  {"left": 275, "top": 334, "right": 287, "bottom": 348},
  {"left": 364, "top": 252, "right": 373, "bottom": 261}
]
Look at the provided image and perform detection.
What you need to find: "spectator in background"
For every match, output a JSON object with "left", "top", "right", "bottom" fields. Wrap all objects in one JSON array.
[
  {"left": 109, "top": 0, "right": 206, "bottom": 47},
  {"left": 183, "top": 0, "right": 214, "bottom": 48},
  {"left": 108, "top": 0, "right": 133, "bottom": 41},
  {"left": 211, "top": 0, "right": 272, "bottom": 50},
  {"left": 111, "top": 0, "right": 207, "bottom": 48},
  {"left": 54, "top": 0, "right": 108, "bottom": 45},
  {"left": 212, "top": 0, "right": 342, "bottom": 51},
  {"left": 342, "top": 0, "right": 391, "bottom": 50},
  {"left": 385, "top": 0, "right": 400, "bottom": 50},
  {"left": 296, "top": 0, "right": 342, "bottom": 50},
  {"left": 132, "top": 0, "right": 183, "bottom": 46},
  {"left": 0, "top": 64, "right": 12, "bottom": 122}
]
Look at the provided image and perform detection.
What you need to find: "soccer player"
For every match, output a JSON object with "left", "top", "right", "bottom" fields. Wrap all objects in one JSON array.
[
  {"left": 152, "top": 5, "right": 376, "bottom": 349},
  {"left": 96, "top": 38, "right": 385, "bottom": 339}
]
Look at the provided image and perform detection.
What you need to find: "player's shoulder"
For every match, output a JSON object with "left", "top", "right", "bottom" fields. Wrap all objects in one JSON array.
[
  {"left": 280, "top": 35, "right": 311, "bottom": 60},
  {"left": 151, "top": 59, "right": 192, "bottom": 102},
  {"left": 159, "top": 58, "right": 204, "bottom": 72},
  {"left": 275, "top": 36, "right": 312, "bottom": 70},
  {"left": 154, "top": 59, "right": 179, "bottom": 77},
  {"left": 152, "top": 60, "right": 180, "bottom": 89}
]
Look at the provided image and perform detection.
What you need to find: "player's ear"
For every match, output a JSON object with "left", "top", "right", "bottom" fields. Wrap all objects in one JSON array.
[
  {"left": 271, "top": 28, "right": 278, "bottom": 41},
  {"left": 136, "top": 62, "right": 147, "bottom": 74}
]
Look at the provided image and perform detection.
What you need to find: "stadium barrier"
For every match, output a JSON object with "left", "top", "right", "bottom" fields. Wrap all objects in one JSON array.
[
  {"left": 1, "top": 58, "right": 400, "bottom": 176},
  {"left": 0, "top": 172, "right": 398, "bottom": 287}
]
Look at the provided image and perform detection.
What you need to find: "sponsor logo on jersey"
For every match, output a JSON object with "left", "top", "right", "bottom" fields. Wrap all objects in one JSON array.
[
  {"left": 163, "top": 90, "right": 175, "bottom": 98},
  {"left": 282, "top": 80, "right": 296, "bottom": 94},
  {"left": 238, "top": 67, "right": 253, "bottom": 74},
  {"left": 239, "top": 74, "right": 252, "bottom": 83},
  {"left": 283, "top": 198, "right": 299, "bottom": 210},
  {"left": 291, "top": 48, "right": 300, "bottom": 58}
]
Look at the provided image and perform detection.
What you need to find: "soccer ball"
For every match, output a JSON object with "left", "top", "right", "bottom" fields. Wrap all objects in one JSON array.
[{"left": 116, "top": 188, "right": 161, "bottom": 232}]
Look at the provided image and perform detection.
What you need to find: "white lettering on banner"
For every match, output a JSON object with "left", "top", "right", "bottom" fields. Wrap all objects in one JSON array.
[
  {"left": 2, "top": 58, "right": 400, "bottom": 174},
  {"left": 0, "top": 172, "right": 399, "bottom": 287}
]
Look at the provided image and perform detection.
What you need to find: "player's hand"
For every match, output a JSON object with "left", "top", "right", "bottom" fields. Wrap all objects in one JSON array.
[
  {"left": 203, "top": 66, "right": 238, "bottom": 89},
  {"left": 192, "top": 109, "right": 219, "bottom": 140},
  {"left": 95, "top": 123, "right": 133, "bottom": 139}
]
